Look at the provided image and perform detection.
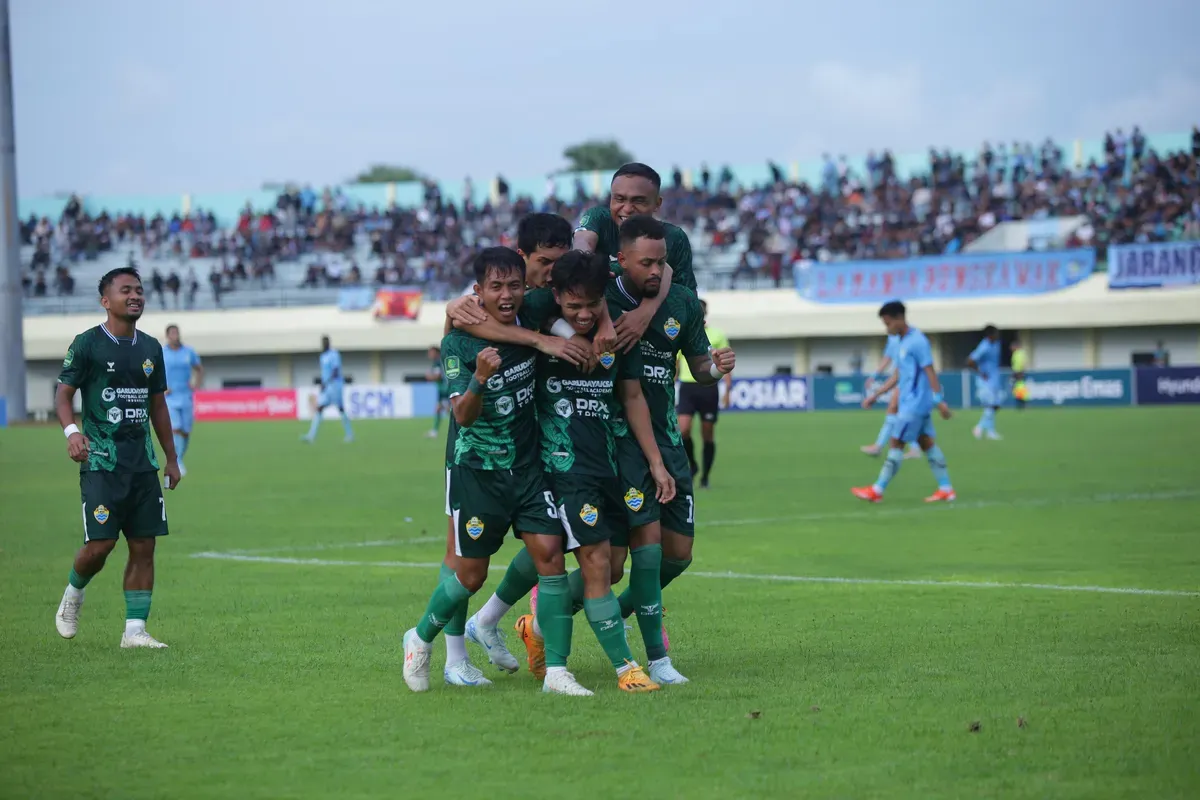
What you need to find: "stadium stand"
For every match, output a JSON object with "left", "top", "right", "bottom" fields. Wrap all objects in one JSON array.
[{"left": 19, "top": 126, "right": 1200, "bottom": 314}]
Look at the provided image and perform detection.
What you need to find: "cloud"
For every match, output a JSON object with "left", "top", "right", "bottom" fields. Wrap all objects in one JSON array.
[
  {"left": 1077, "top": 73, "right": 1200, "bottom": 134},
  {"left": 115, "top": 63, "right": 171, "bottom": 114}
]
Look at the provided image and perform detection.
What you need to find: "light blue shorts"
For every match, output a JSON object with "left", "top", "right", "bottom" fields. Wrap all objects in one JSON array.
[
  {"left": 976, "top": 380, "right": 1003, "bottom": 407},
  {"left": 167, "top": 401, "right": 194, "bottom": 434},
  {"left": 892, "top": 410, "right": 935, "bottom": 444},
  {"left": 318, "top": 384, "right": 344, "bottom": 409}
]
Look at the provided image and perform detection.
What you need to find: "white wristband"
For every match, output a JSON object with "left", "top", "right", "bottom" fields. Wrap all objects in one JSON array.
[
  {"left": 709, "top": 363, "right": 723, "bottom": 379},
  {"left": 550, "top": 318, "right": 575, "bottom": 340},
  {"left": 63, "top": 424, "right": 80, "bottom": 438}
]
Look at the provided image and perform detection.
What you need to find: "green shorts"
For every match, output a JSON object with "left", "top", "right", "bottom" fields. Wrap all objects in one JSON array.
[
  {"left": 448, "top": 463, "right": 561, "bottom": 559},
  {"left": 80, "top": 470, "right": 168, "bottom": 542},
  {"left": 616, "top": 438, "right": 695, "bottom": 537},
  {"left": 547, "top": 472, "right": 625, "bottom": 551}
]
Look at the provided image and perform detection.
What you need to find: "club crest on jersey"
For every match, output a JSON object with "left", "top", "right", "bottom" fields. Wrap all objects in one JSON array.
[
  {"left": 663, "top": 317, "right": 681, "bottom": 340},
  {"left": 465, "top": 517, "right": 484, "bottom": 540},
  {"left": 92, "top": 505, "right": 110, "bottom": 524},
  {"left": 555, "top": 398, "right": 572, "bottom": 418},
  {"left": 63, "top": 348, "right": 73, "bottom": 368},
  {"left": 142, "top": 358, "right": 154, "bottom": 377},
  {"left": 598, "top": 352, "right": 615, "bottom": 369},
  {"left": 624, "top": 488, "right": 644, "bottom": 512},
  {"left": 444, "top": 356, "right": 461, "bottom": 379},
  {"left": 486, "top": 374, "right": 504, "bottom": 391},
  {"left": 579, "top": 504, "right": 599, "bottom": 526}
]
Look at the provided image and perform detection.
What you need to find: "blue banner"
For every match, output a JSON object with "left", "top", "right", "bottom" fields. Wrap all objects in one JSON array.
[
  {"left": 968, "top": 369, "right": 1131, "bottom": 408},
  {"left": 1135, "top": 366, "right": 1200, "bottom": 405},
  {"left": 811, "top": 372, "right": 965, "bottom": 411},
  {"left": 337, "top": 287, "right": 376, "bottom": 311},
  {"left": 720, "top": 376, "right": 810, "bottom": 412},
  {"left": 0, "top": 396, "right": 6, "bottom": 427},
  {"left": 795, "top": 249, "right": 1095, "bottom": 303},
  {"left": 1107, "top": 241, "right": 1200, "bottom": 289}
]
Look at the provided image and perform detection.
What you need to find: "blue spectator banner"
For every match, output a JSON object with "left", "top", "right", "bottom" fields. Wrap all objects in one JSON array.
[
  {"left": 795, "top": 249, "right": 1095, "bottom": 303},
  {"left": 337, "top": 287, "right": 375, "bottom": 311},
  {"left": 811, "top": 372, "right": 965, "bottom": 410},
  {"left": 718, "top": 377, "right": 810, "bottom": 412},
  {"left": 1134, "top": 367, "right": 1200, "bottom": 405},
  {"left": 967, "top": 369, "right": 1131, "bottom": 408},
  {"left": 0, "top": 396, "right": 6, "bottom": 426},
  {"left": 1107, "top": 241, "right": 1200, "bottom": 289}
]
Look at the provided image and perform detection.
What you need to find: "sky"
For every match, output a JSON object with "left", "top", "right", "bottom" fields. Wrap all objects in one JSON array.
[{"left": 11, "top": 0, "right": 1200, "bottom": 197}]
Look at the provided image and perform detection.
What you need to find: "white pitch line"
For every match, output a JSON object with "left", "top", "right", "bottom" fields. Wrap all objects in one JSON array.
[
  {"left": 699, "top": 489, "right": 1200, "bottom": 528},
  {"left": 188, "top": 552, "right": 1200, "bottom": 598},
  {"left": 228, "top": 537, "right": 442, "bottom": 556}
]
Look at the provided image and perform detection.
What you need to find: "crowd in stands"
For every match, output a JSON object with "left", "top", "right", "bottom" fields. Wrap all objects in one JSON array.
[{"left": 21, "top": 125, "right": 1200, "bottom": 300}]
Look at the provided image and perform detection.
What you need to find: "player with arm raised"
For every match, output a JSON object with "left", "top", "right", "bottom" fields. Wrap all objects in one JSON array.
[
  {"left": 402, "top": 248, "right": 589, "bottom": 695},
  {"left": 967, "top": 324, "right": 1004, "bottom": 440},
  {"left": 852, "top": 301, "right": 956, "bottom": 504},
  {"left": 54, "top": 267, "right": 180, "bottom": 649},
  {"left": 860, "top": 331, "right": 922, "bottom": 460},
  {"left": 676, "top": 298, "right": 733, "bottom": 488},
  {"left": 162, "top": 324, "right": 203, "bottom": 478},
  {"left": 602, "top": 215, "right": 734, "bottom": 683},
  {"left": 574, "top": 163, "right": 696, "bottom": 354}
]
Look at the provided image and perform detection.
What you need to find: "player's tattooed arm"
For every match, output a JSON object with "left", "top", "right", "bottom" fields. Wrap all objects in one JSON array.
[
  {"left": 149, "top": 393, "right": 182, "bottom": 489},
  {"left": 613, "top": 264, "right": 673, "bottom": 353},
  {"left": 451, "top": 348, "right": 499, "bottom": 427},
  {"left": 618, "top": 379, "right": 676, "bottom": 504},
  {"left": 685, "top": 346, "right": 736, "bottom": 387}
]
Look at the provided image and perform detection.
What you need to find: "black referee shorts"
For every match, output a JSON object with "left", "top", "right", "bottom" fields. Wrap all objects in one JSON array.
[{"left": 676, "top": 382, "right": 720, "bottom": 423}]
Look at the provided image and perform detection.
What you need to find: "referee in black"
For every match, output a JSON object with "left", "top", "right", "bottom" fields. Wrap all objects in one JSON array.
[{"left": 676, "top": 299, "right": 731, "bottom": 488}]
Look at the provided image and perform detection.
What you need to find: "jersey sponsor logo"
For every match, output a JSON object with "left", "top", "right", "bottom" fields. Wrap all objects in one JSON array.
[
  {"left": 598, "top": 352, "right": 615, "bottom": 369},
  {"left": 624, "top": 487, "right": 644, "bottom": 512},
  {"left": 142, "top": 358, "right": 154, "bottom": 377},
  {"left": 644, "top": 364, "right": 673, "bottom": 381},
  {"left": 444, "top": 356, "right": 461, "bottom": 379},
  {"left": 554, "top": 398, "right": 573, "bottom": 418},
  {"left": 495, "top": 396, "right": 514, "bottom": 416},
  {"left": 106, "top": 407, "right": 123, "bottom": 424},
  {"left": 579, "top": 503, "right": 599, "bottom": 526},
  {"left": 486, "top": 374, "right": 505, "bottom": 391},
  {"left": 102, "top": 387, "right": 117, "bottom": 402},
  {"left": 92, "top": 504, "right": 110, "bottom": 524},
  {"left": 663, "top": 317, "right": 681, "bottom": 340},
  {"left": 465, "top": 516, "right": 485, "bottom": 540},
  {"left": 545, "top": 377, "right": 562, "bottom": 393},
  {"left": 63, "top": 348, "right": 73, "bottom": 368},
  {"left": 107, "top": 361, "right": 115, "bottom": 373},
  {"left": 575, "top": 398, "right": 609, "bottom": 416},
  {"left": 125, "top": 407, "right": 149, "bottom": 421}
]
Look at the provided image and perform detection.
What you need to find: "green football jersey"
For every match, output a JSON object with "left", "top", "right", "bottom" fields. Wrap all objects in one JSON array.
[
  {"left": 57, "top": 325, "right": 167, "bottom": 473},
  {"left": 431, "top": 356, "right": 450, "bottom": 398},
  {"left": 440, "top": 290, "right": 557, "bottom": 471},
  {"left": 606, "top": 278, "right": 710, "bottom": 447},
  {"left": 576, "top": 205, "right": 696, "bottom": 292},
  {"left": 538, "top": 308, "right": 642, "bottom": 477}
]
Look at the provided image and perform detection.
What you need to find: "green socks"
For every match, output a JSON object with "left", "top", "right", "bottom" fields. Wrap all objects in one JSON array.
[
  {"left": 416, "top": 570, "right": 473, "bottom": 643},
  {"left": 568, "top": 569, "right": 585, "bottom": 614},
  {"left": 68, "top": 568, "right": 92, "bottom": 590},
  {"left": 536, "top": 573, "right": 573, "bottom": 668},
  {"left": 585, "top": 592, "right": 634, "bottom": 670},
  {"left": 439, "top": 563, "right": 467, "bottom": 638},
  {"left": 619, "top": 544, "right": 667, "bottom": 662},
  {"left": 660, "top": 557, "right": 692, "bottom": 591},
  {"left": 495, "top": 547, "right": 539, "bottom": 606},
  {"left": 124, "top": 590, "right": 152, "bottom": 621}
]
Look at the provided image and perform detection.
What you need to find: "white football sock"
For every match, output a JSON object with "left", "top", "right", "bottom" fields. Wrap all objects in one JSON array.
[
  {"left": 64, "top": 584, "right": 83, "bottom": 601},
  {"left": 532, "top": 616, "right": 543, "bottom": 637},
  {"left": 474, "top": 594, "right": 512, "bottom": 628},
  {"left": 125, "top": 619, "right": 146, "bottom": 636},
  {"left": 445, "top": 634, "right": 467, "bottom": 665}
]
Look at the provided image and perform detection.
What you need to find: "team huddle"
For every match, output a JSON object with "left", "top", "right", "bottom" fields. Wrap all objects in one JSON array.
[{"left": 403, "top": 165, "right": 736, "bottom": 696}]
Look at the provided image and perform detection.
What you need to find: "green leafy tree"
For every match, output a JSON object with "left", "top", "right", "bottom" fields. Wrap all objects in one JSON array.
[
  {"left": 561, "top": 139, "right": 634, "bottom": 173},
  {"left": 353, "top": 164, "right": 425, "bottom": 184}
]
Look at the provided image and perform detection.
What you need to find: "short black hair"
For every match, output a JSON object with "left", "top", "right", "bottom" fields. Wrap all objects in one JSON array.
[
  {"left": 473, "top": 246, "right": 526, "bottom": 284},
  {"left": 166, "top": 324, "right": 179, "bottom": 334},
  {"left": 612, "top": 162, "right": 661, "bottom": 192},
  {"left": 517, "top": 213, "right": 571, "bottom": 255},
  {"left": 551, "top": 250, "right": 609, "bottom": 301},
  {"left": 618, "top": 214, "right": 666, "bottom": 250},
  {"left": 878, "top": 300, "right": 906, "bottom": 318},
  {"left": 98, "top": 266, "right": 140, "bottom": 297},
  {"left": 983, "top": 324, "right": 999, "bottom": 336}
]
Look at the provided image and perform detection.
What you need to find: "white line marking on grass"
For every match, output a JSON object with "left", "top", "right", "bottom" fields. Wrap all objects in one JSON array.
[
  {"left": 228, "top": 537, "right": 442, "bottom": 556},
  {"left": 701, "top": 489, "right": 1200, "bottom": 528},
  {"left": 189, "top": 552, "right": 1199, "bottom": 598}
]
